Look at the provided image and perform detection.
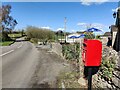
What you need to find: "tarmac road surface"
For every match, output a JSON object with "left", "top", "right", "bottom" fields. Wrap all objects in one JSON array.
[{"left": 1, "top": 40, "right": 39, "bottom": 88}]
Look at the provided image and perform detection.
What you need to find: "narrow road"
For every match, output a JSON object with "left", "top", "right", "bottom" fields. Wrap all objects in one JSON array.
[
  {"left": 2, "top": 40, "right": 39, "bottom": 88},
  {"left": 1, "top": 39, "right": 70, "bottom": 88}
]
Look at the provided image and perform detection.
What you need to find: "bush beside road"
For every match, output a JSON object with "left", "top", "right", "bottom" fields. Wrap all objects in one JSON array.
[{"left": 26, "top": 26, "right": 55, "bottom": 44}]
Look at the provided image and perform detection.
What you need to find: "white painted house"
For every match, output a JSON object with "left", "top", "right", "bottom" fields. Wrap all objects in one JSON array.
[{"left": 66, "top": 33, "right": 82, "bottom": 43}]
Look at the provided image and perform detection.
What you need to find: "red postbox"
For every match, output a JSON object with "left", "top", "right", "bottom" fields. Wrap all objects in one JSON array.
[{"left": 82, "top": 39, "right": 102, "bottom": 66}]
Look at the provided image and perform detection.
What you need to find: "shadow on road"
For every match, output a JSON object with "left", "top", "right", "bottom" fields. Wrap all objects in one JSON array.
[{"left": 15, "top": 39, "right": 28, "bottom": 42}]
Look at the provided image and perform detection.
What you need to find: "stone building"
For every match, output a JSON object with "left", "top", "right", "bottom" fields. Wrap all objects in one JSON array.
[
  {"left": 111, "top": 8, "right": 120, "bottom": 52},
  {"left": 111, "top": 25, "right": 118, "bottom": 46}
]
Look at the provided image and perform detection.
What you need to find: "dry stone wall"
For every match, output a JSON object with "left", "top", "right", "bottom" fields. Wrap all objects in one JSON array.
[
  {"left": 93, "top": 47, "right": 120, "bottom": 89},
  {"left": 51, "top": 43, "right": 62, "bottom": 57}
]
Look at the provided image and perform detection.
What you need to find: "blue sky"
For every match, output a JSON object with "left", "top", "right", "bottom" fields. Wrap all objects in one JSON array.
[{"left": 2, "top": 1, "right": 119, "bottom": 33}]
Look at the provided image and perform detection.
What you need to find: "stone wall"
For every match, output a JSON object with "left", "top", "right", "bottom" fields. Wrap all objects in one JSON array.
[
  {"left": 51, "top": 43, "right": 62, "bottom": 57},
  {"left": 101, "top": 37, "right": 108, "bottom": 46},
  {"left": 51, "top": 42, "right": 120, "bottom": 89},
  {"left": 93, "top": 47, "right": 120, "bottom": 89}
]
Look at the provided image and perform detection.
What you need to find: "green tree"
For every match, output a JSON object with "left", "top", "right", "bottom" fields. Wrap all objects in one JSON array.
[{"left": 1, "top": 5, "right": 18, "bottom": 41}]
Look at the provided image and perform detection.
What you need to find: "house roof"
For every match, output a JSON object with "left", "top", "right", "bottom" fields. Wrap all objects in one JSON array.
[
  {"left": 76, "top": 31, "right": 84, "bottom": 34},
  {"left": 103, "top": 32, "right": 111, "bottom": 36}
]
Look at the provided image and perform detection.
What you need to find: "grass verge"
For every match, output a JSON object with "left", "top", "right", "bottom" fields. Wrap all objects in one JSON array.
[
  {"left": 0, "top": 41, "right": 14, "bottom": 46},
  {"left": 57, "top": 71, "right": 86, "bottom": 88},
  {"left": 56, "top": 60, "right": 88, "bottom": 88}
]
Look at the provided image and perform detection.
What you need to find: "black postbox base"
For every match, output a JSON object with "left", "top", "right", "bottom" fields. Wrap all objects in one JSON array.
[
  {"left": 83, "top": 66, "right": 100, "bottom": 90},
  {"left": 84, "top": 66, "right": 99, "bottom": 79}
]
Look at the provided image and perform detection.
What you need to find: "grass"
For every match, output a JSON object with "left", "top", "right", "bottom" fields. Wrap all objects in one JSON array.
[
  {"left": 57, "top": 71, "right": 84, "bottom": 88},
  {"left": 8, "top": 33, "right": 22, "bottom": 38},
  {"left": 0, "top": 41, "right": 14, "bottom": 46},
  {"left": 8, "top": 34, "right": 22, "bottom": 41}
]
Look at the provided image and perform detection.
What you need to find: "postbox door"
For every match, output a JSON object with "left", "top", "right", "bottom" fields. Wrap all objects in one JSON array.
[{"left": 84, "top": 39, "right": 102, "bottom": 66}]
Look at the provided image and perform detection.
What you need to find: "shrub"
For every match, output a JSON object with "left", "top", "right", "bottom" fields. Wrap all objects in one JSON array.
[
  {"left": 30, "top": 38, "right": 38, "bottom": 44},
  {"left": 26, "top": 26, "right": 55, "bottom": 43},
  {"left": 62, "top": 43, "right": 80, "bottom": 61},
  {"left": 99, "top": 49, "right": 116, "bottom": 81},
  {"left": 84, "top": 32, "right": 95, "bottom": 39}
]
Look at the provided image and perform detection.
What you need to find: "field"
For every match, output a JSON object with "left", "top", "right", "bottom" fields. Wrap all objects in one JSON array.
[{"left": 8, "top": 33, "right": 22, "bottom": 38}]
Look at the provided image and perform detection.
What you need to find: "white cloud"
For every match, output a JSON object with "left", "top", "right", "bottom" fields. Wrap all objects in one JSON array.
[
  {"left": 77, "top": 22, "right": 107, "bottom": 31},
  {"left": 79, "top": 29, "right": 86, "bottom": 32},
  {"left": 71, "top": 30, "right": 75, "bottom": 32},
  {"left": 57, "top": 28, "right": 64, "bottom": 31},
  {"left": 80, "top": 0, "right": 109, "bottom": 6},
  {"left": 81, "top": 1, "right": 91, "bottom": 6},
  {"left": 91, "top": 23, "right": 104, "bottom": 29},
  {"left": 41, "top": 26, "right": 51, "bottom": 29},
  {"left": 90, "top": 23, "right": 107, "bottom": 31},
  {"left": 77, "top": 22, "right": 87, "bottom": 26},
  {"left": 91, "top": 23, "right": 109, "bottom": 33}
]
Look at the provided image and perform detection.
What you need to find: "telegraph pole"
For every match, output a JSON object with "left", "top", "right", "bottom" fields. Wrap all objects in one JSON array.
[{"left": 64, "top": 17, "right": 67, "bottom": 43}]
